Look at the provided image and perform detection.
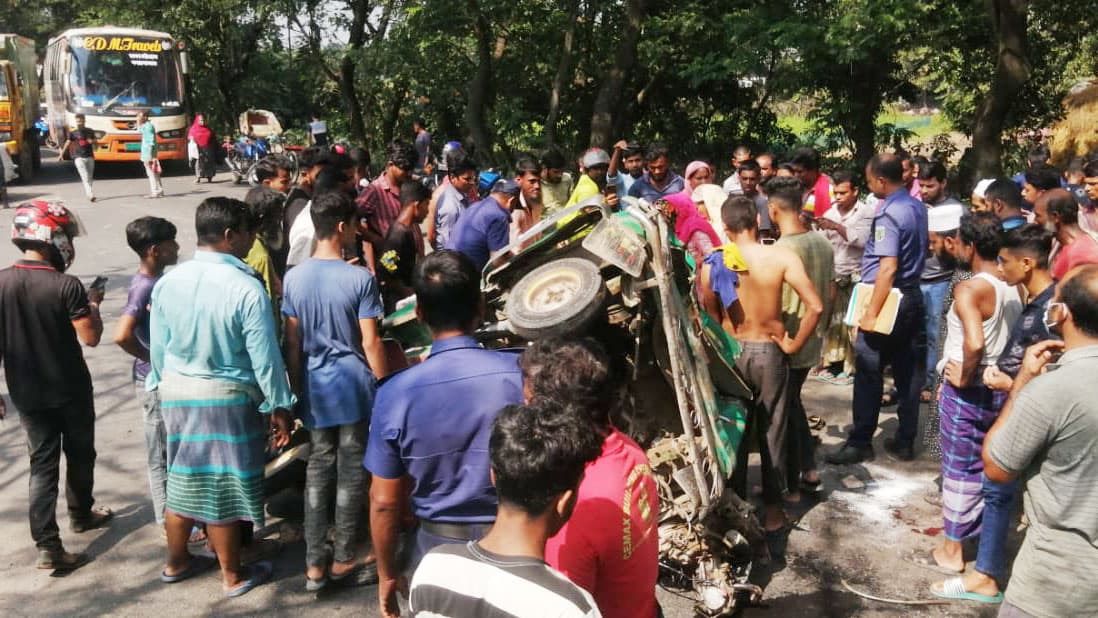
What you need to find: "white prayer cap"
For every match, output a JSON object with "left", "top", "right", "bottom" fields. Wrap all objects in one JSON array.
[
  {"left": 928, "top": 203, "right": 965, "bottom": 233},
  {"left": 973, "top": 178, "right": 995, "bottom": 199}
]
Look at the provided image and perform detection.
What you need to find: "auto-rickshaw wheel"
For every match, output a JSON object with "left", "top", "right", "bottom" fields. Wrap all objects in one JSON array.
[{"left": 506, "top": 257, "right": 606, "bottom": 339}]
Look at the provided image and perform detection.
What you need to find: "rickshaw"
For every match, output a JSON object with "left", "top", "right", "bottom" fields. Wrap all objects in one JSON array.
[
  {"left": 383, "top": 196, "right": 769, "bottom": 615},
  {"left": 226, "top": 108, "right": 299, "bottom": 185}
]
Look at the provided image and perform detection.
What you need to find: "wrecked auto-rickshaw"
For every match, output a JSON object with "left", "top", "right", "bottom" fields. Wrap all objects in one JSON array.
[{"left": 383, "top": 196, "right": 769, "bottom": 615}]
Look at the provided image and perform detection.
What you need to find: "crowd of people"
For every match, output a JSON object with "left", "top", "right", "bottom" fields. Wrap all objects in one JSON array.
[{"left": 3, "top": 123, "right": 1098, "bottom": 618}]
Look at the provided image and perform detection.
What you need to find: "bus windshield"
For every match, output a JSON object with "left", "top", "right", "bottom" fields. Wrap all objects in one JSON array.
[{"left": 66, "top": 36, "right": 183, "bottom": 114}]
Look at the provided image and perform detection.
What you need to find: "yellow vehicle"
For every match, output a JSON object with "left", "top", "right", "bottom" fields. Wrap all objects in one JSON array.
[
  {"left": 0, "top": 34, "right": 42, "bottom": 181},
  {"left": 44, "top": 27, "right": 189, "bottom": 162}
]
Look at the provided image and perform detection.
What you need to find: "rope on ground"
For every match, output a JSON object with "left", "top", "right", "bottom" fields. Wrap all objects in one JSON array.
[{"left": 841, "top": 579, "right": 952, "bottom": 605}]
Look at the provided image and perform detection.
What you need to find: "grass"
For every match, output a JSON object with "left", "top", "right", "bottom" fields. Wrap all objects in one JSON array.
[{"left": 779, "top": 109, "right": 953, "bottom": 141}]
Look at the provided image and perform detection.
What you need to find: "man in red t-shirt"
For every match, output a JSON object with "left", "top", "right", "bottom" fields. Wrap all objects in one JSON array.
[
  {"left": 790, "top": 146, "right": 833, "bottom": 217},
  {"left": 1036, "top": 189, "right": 1098, "bottom": 280},
  {"left": 522, "top": 338, "right": 659, "bottom": 618}
]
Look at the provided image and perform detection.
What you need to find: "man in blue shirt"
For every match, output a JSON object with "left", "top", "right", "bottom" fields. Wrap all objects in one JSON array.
[
  {"left": 627, "top": 142, "right": 685, "bottom": 201},
  {"left": 282, "top": 191, "right": 389, "bottom": 591},
  {"left": 828, "top": 153, "right": 929, "bottom": 464},
  {"left": 446, "top": 178, "right": 520, "bottom": 272},
  {"left": 365, "top": 250, "right": 524, "bottom": 617},
  {"left": 986, "top": 179, "right": 1028, "bottom": 231},
  {"left": 149, "top": 197, "right": 295, "bottom": 597}
]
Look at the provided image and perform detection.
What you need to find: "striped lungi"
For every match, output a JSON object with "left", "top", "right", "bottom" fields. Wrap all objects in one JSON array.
[
  {"left": 159, "top": 373, "right": 267, "bottom": 526},
  {"left": 938, "top": 381, "right": 1005, "bottom": 541}
]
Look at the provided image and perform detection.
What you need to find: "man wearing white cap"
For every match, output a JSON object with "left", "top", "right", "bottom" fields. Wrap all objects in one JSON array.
[
  {"left": 911, "top": 211, "right": 1021, "bottom": 584},
  {"left": 971, "top": 179, "right": 995, "bottom": 213}
]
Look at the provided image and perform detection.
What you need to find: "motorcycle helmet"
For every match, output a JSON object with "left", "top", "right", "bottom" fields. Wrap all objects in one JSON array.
[
  {"left": 11, "top": 200, "right": 85, "bottom": 272},
  {"left": 478, "top": 170, "right": 502, "bottom": 198},
  {"left": 439, "top": 141, "right": 463, "bottom": 172}
]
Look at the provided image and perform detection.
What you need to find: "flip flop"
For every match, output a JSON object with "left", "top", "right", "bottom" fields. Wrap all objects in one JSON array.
[
  {"left": 906, "top": 549, "right": 964, "bottom": 575},
  {"left": 160, "top": 552, "right": 218, "bottom": 584},
  {"left": 329, "top": 561, "right": 379, "bottom": 587},
  {"left": 224, "top": 561, "right": 273, "bottom": 598},
  {"left": 808, "top": 415, "right": 826, "bottom": 430},
  {"left": 931, "top": 577, "right": 1004, "bottom": 604},
  {"left": 305, "top": 573, "right": 328, "bottom": 593}
]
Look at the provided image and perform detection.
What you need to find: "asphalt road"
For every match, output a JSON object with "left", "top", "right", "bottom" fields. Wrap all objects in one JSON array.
[{"left": 0, "top": 154, "right": 1002, "bottom": 617}]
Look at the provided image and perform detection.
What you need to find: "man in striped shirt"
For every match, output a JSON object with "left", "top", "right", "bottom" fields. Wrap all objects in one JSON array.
[{"left": 409, "top": 400, "right": 602, "bottom": 618}]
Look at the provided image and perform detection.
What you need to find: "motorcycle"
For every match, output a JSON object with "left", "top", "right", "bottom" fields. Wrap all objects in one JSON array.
[
  {"left": 225, "top": 109, "right": 300, "bottom": 185},
  {"left": 383, "top": 196, "right": 768, "bottom": 615}
]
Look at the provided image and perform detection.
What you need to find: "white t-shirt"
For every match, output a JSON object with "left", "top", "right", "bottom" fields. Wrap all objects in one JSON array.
[
  {"left": 308, "top": 120, "right": 327, "bottom": 136},
  {"left": 286, "top": 201, "right": 316, "bottom": 267}
]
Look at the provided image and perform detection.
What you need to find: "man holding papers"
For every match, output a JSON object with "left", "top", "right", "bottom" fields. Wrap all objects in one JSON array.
[{"left": 827, "top": 154, "right": 929, "bottom": 465}]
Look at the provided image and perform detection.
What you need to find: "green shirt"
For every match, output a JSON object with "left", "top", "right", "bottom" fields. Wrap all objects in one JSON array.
[
  {"left": 776, "top": 231, "right": 834, "bottom": 369},
  {"left": 139, "top": 121, "right": 158, "bottom": 162}
]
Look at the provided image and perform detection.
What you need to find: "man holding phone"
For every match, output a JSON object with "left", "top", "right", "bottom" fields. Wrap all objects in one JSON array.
[{"left": 0, "top": 200, "right": 111, "bottom": 570}]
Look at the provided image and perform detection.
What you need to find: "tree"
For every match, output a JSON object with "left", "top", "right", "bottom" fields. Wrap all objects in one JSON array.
[{"left": 968, "top": 0, "right": 1031, "bottom": 179}]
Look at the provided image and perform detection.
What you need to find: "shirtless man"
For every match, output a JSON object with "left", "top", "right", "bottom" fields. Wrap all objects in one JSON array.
[{"left": 700, "top": 195, "right": 824, "bottom": 531}]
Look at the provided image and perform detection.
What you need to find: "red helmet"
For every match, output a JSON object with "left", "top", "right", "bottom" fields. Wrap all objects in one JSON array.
[{"left": 11, "top": 200, "right": 85, "bottom": 271}]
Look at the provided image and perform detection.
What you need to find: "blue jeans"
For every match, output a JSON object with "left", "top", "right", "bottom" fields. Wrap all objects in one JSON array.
[
  {"left": 975, "top": 474, "right": 1018, "bottom": 579},
  {"left": 849, "top": 289, "right": 926, "bottom": 448},
  {"left": 922, "top": 280, "right": 949, "bottom": 388},
  {"left": 138, "top": 383, "right": 167, "bottom": 525}
]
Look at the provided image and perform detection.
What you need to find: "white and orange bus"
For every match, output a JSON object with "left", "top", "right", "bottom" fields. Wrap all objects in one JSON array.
[{"left": 44, "top": 27, "right": 189, "bottom": 162}]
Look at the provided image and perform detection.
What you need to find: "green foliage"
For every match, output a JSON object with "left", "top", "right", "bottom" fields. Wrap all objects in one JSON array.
[{"left": 3, "top": 0, "right": 1095, "bottom": 174}]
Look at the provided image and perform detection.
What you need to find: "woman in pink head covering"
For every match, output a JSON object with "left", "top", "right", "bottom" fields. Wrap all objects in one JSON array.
[
  {"left": 683, "top": 160, "right": 713, "bottom": 193},
  {"left": 659, "top": 192, "right": 720, "bottom": 267},
  {"left": 187, "top": 113, "right": 218, "bottom": 183}
]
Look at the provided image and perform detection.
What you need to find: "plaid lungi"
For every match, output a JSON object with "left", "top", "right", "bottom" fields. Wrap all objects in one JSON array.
[
  {"left": 159, "top": 373, "right": 267, "bottom": 526},
  {"left": 939, "top": 381, "right": 1005, "bottom": 541}
]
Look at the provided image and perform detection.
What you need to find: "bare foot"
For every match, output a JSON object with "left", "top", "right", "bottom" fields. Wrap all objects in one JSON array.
[
  {"left": 330, "top": 559, "right": 358, "bottom": 578},
  {"left": 306, "top": 564, "right": 326, "bottom": 581},
  {"left": 931, "top": 546, "right": 965, "bottom": 573}
]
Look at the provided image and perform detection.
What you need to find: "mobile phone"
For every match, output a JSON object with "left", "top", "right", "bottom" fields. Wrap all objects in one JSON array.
[{"left": 88, "top": 276, "right": 108, "bottom": 292}]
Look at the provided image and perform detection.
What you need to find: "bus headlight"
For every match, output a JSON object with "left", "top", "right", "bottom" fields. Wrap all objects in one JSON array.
[{"left": 158, "top": 129, "right": 184, "bottom": 139}]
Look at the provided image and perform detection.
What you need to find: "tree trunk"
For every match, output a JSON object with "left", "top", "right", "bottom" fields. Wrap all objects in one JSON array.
[
  {"left": 339, "top": 0, "right": 372, "bottom": 145},
  {"left": 969, "top": 0, "right": 1031, "bottom": 180},
  {"left": 465, "top": 0, "right": 495, "bottom": 166},
  {"left": 589, "top": 0, "right": 644, "bottom": 149},
  {"left": 545, "top": 0, "right": 580, "bottom": 147}
]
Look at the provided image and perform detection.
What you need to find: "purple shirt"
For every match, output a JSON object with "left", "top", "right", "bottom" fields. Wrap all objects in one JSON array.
[
  {"left": 861, "top": 188, "right": 927, "bottom": 289},
  {"left": 122, "top": 272, "right": 158, "bottom": 381}
]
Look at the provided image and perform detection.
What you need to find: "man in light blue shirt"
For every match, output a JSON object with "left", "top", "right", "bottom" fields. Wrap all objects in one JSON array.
[{"left": 149, "top": 197, "right": 295, "bottom": 598}]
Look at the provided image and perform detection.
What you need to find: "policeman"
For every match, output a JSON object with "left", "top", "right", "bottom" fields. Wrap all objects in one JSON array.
[
  {"left": 365, "top": 250, "right": 524, "bottom": 617},
  {"left": 827, "top": 153, "right": 929, "bottom": 464}
]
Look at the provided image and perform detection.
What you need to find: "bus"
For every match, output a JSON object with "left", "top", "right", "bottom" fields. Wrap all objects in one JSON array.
[{"left": 44, "top": 27, "right": 188, "bottom": 162}]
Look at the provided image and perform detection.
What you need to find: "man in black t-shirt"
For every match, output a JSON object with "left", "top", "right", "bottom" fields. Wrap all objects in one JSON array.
[
  {"left": 0, "top": 201, "right": 111, "bottom": 570},
  {"left": 378, "top": 181, "right": 430, "bottom": 313},
  {"left": 58, "top": 114, "right": 98, "bottom": 202}
]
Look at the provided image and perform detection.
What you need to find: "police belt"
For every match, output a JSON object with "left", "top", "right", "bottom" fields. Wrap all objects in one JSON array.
[{"left": 419, "top": 520, "right": 489, "bottom": 541}]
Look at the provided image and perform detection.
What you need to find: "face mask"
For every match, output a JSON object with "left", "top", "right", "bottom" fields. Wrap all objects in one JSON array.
[{"left": 1044, "top": 301, "right": 1067, "bottom": 332}]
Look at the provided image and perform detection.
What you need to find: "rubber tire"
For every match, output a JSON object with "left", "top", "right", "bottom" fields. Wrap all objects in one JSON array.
[{"left": 506, "top": 257, "right": 607, "bottom": 339}]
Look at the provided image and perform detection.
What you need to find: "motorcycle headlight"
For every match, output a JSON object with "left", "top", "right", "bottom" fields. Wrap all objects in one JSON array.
[{"left": 0, "top": 131, "right": 12, "bottom": 142}]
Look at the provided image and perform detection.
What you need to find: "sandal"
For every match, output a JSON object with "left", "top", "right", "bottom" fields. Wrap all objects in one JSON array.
[
  {"left": 160, "top": 551, "right": 218, "bottom": 584},
  {"left": 808, "top": 415, "right": 826, "bottom": 430},
  {"left": 188, "top": 525, "right": 208, "bottom": 545},
  {"left": 330, "top": 561, "right": 379, "bottom": 587},
  {"left": 931, "top": 577, "right": 1003, "bottom": 604},
  {"left": 906, "top": 549, "right": 964, "bottom": 575},
  {"left": 71, "top": 506, "right": 113, "bottom": 533},
  {"left": 224, "top": 561, "right": 273, "bottom": 598}
]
